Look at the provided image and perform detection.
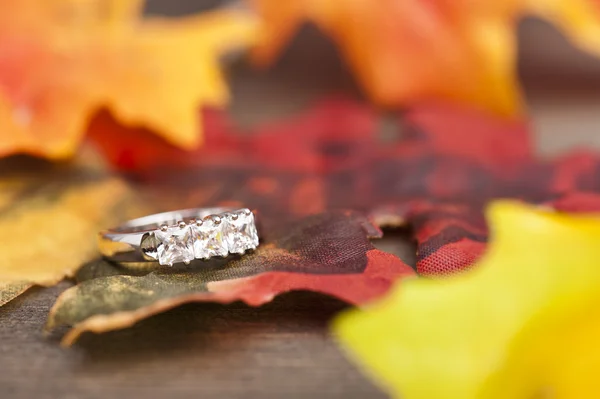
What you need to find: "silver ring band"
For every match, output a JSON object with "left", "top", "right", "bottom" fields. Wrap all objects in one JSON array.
[{"left": 99, "top": 207, "right": 259, "bottom": 266}]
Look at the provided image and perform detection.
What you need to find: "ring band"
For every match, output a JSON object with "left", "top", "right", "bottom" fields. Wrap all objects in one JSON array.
[{"left": 98, "top": 207, "right": 259, "bottom": 266}]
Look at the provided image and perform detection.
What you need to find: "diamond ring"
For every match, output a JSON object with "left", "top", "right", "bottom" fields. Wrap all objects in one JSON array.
[{"left": 98, "top": 207, "right": 259, "bottom": 266}]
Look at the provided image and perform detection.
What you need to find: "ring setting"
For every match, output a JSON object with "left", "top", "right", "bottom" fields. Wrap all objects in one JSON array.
[{"left": 99, "top": 208, "right": 259, "bottom": 267}]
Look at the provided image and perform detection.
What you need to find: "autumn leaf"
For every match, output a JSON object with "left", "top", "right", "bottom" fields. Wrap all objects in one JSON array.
[
  {"left": 90, "top": 96, "right": 600, "bottom": 277},
  {"left": 249, "top": 0, "right": 600, "bottom": 117},
  {"left": 0, "top": 154, "right": 141, "bottom": 306},
  {"left": 0, "top": 0, "right": 258, "bottom": 159},
  {"left": 45, "top": 211, "right": 415, "bottom": 346},
  {"left": 334, "top": 201, "right": 600, "bottom": 399}
]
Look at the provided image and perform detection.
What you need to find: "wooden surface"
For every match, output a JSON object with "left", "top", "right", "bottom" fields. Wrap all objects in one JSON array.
[
  {"left": 0, "top": 285, "right": 385, "bottom": 398},
  {"left": 2, "top": 25, "right": 600, "bottom": 399}
]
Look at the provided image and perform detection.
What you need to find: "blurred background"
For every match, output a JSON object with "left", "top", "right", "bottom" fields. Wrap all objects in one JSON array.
[{"left": 143, "top": 0, "right": 600, "bottom": 156}]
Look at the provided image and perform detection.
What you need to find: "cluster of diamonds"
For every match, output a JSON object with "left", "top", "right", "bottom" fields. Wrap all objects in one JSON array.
[{"left": 142, "top": 209, "right": 259, "bottom": 266}]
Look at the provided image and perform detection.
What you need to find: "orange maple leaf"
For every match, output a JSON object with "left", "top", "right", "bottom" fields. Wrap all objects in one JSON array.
[
  {"left": 0, "top": 0, "right": 257, "bottom": 159},
  {"left": 249, "top": 0, "right": 600, "bottom": 117}
]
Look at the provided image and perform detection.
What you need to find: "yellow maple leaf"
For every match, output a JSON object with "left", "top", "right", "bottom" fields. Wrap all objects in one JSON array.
[
  {"left": 334, "top": 201, "right": 600, "bottom": 398},
  {"left": 0, "top": 0, "right": 258, "bottom": 159},
  {"left": 0, "top": 150, "right": 146, "bottom": 306},
  {"left": 250, "top": 0, "right": 600, "bottom": 117}
]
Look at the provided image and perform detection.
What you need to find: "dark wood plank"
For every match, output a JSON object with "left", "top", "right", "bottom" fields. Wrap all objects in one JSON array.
[{"left": 0, "top": 283, "right": 386, "bottom": 399}]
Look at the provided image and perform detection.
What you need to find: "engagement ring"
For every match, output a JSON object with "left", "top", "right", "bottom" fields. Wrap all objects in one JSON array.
[{"left": 99, "top": 207, "right": 259, "bottom": 266}]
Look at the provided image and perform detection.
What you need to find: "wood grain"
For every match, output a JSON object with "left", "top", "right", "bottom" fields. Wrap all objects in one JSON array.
[{"left": 0, "top": 283, "right": 385, "bottom": 398}]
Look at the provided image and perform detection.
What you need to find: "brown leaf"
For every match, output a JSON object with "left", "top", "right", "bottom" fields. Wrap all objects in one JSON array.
[
  {"left": 0, "top": 154, "right": 142, "bottom": 305},
  {"left": 45, "top": 211, "right": 415, "bottom": 345}
]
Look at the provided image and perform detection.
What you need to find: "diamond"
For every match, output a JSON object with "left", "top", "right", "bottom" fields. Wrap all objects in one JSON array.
[
  {"left": 155, "top": 226, "right": 194, "bottom": 266},
  {"left": 223, "top": 210, "right": 259, "bottom": 254},
  {"left": 192, "top": 218, "right": 228, "bottom": 259}
]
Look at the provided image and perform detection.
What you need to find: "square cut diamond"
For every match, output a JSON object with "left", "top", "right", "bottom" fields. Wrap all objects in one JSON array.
[
  {"left": 155, "top": 226, "right": 194, "bottom": 266},
  {"left": 223, "top": 211, "right": 259, "bottom": 254},
  {"left": 192, "top": 219, "right": 228, "bottom": 259}
]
